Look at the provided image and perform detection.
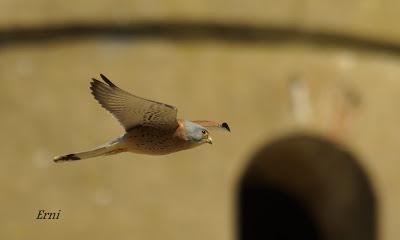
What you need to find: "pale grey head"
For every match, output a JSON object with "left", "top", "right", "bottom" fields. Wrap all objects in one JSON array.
[{"left": 184, "top": 121, "right": 213, "bottom": 144}]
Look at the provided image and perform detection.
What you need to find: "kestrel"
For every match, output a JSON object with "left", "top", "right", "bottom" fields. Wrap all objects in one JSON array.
[{"left": 54, "top": 74, "right": 230, "bottom": 162}]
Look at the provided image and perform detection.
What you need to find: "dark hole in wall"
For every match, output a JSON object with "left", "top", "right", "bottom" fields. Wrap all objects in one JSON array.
[
  {"left": 237, "top": 134, "right": 377, "bottom": 240},
  {"left": 240, "top": 184, "right": 319, "bottom": 240}
]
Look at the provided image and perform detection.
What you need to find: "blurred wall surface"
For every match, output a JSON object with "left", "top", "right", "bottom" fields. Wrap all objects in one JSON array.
[{"left": 1, "top": 1, "right": 400, "bottom": 240}]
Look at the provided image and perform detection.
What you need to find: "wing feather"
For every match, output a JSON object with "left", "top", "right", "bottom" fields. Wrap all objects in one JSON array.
[
  {"left": 192, "top": 120, "right": 231, "bottom": 132},
  {"left": 90, "top": 74, "right": 178, "bottom": 131}
]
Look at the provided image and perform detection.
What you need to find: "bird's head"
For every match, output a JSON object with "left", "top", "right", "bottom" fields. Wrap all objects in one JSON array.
[{"left": 184, "top": 121, "right": 213, "bottom": 144}]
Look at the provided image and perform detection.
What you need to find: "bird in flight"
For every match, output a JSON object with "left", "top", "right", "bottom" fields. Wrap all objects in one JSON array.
[{"left": 54, "top": 74, "right": 230, "bottom": 162}]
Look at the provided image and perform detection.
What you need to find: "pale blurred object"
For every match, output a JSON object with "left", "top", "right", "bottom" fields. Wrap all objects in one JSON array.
[
  {"left": 289, "top": 76, "right": 361, "bottom": 143},
  {"left": 289, "top": 76, "right": 313, "bottom": 126}
]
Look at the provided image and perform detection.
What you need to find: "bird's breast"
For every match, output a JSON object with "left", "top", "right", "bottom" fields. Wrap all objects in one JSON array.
[{"left": 122, "top": 126, "right": 197, "bottom": 155}]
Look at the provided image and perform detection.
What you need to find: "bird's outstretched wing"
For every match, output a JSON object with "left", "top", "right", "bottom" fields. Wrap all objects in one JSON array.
[
  {"left": 90, "top": 74, "right": 178, "bottom": 131},
  {"left": 192, "top": 120, "right": 230, "bottom": 132}
]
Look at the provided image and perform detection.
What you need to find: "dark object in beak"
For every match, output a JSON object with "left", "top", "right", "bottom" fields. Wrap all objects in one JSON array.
[{"left": 221, "top": 122, "right": 231, "bottom": 132}]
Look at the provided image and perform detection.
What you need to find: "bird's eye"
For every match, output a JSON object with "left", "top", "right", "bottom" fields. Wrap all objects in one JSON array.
[{"left": 202, "top": 130, "right": 207, "bottom": 135}]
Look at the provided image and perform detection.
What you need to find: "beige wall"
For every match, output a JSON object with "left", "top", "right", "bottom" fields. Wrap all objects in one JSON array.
[
  {"left": 1, "top": 1, "right": 400, "bottom": 240},
  {"left": 2, "top": 0, "right": 400, "bottom": 45}
]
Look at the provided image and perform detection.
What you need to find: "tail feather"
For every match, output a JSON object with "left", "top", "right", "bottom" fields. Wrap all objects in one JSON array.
[
  {"left": 54, "top": 137, "right": 125, "bottom": 163},
  {"left": 54, "top": 153, "right": 81, "bottom": 162}
]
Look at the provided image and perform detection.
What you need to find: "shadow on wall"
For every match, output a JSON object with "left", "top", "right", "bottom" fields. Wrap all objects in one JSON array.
[{"left": 237, "top": 134, "right": 377, "bottom": 240}]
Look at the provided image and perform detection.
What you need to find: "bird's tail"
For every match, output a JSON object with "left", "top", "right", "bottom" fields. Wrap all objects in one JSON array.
[{"left": 53, "top": 136, "right": 125, "bottom": 163}]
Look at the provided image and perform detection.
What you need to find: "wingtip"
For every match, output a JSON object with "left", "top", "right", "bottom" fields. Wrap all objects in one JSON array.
[
  {"left": 89, "top": 78, "right": 100, "bottom": 92},
  {"left": 221, "top": 122, "right": 231, "bottom": 132},
  {"left": 99, "top": 74, "right": 117, "bottom": 87}
]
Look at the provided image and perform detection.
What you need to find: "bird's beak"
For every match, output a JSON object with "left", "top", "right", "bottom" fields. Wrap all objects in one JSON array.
[{"left": 207, "top": 136, "right": 213, "bottom": 144}]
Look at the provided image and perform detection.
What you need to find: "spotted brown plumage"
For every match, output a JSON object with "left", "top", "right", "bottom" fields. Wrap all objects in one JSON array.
[{"left": 53, "top": 74, "right": 230, "bottom": 162}]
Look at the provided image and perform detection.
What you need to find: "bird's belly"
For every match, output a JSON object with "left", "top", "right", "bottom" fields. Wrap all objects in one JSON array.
[{"left": 123, "top": 130, "right": 193, "bottom": 155}]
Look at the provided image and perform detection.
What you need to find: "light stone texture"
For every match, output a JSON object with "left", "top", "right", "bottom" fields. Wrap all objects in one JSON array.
[{"left": 2, "top": 0, "right": 400, "bottom": 45}]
